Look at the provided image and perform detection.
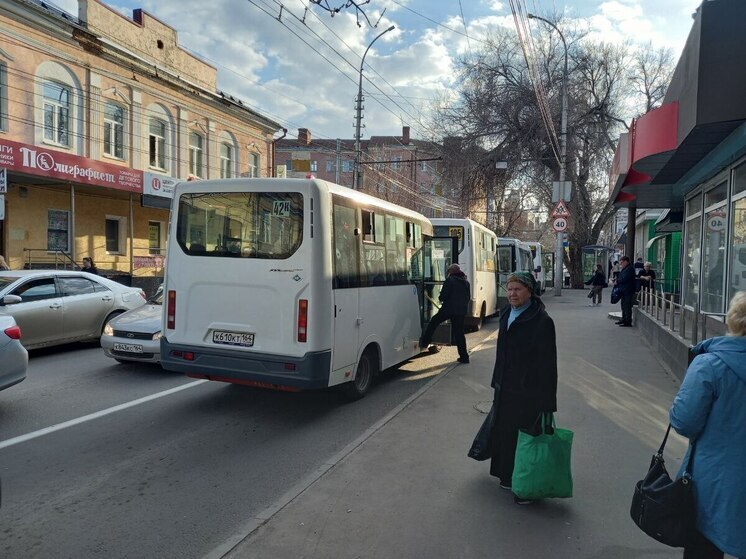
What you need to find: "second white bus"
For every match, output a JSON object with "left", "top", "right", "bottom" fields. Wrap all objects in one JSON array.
[
  {"left": 431, "top": 218, "right": 498, "bottom": 330},
  {"left": 160, "top": 178, "right": 449, "bottom": 399}
]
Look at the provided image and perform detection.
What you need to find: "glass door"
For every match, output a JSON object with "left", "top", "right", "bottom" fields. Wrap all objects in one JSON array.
[{"left": 419, "top": 236, "right": 458, "bottom": 345}]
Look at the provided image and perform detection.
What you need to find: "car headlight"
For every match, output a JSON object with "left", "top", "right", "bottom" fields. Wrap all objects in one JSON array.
[
  {"left": 103, "top": 323, "right": 114, "bottom": 336},
  {"left": 152, "top": 331, "right": 162, "bottom": 341}
]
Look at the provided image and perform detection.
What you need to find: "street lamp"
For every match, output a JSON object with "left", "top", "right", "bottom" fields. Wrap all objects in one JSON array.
[
  {"left": 528, "top": 13, "right": 568, "bottom": 297},
  {"left": 353, "top": 25, "right": 395, "bottom": 191}
]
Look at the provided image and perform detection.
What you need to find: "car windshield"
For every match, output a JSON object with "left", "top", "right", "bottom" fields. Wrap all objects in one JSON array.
[{"left": 0, "top": 276, "right": 17, "bottom": 292}]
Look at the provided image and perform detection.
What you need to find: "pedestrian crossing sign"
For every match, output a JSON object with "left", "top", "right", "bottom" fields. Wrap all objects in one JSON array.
[{"left": 552, "top": 200, "right": 570, "bottom": 218}]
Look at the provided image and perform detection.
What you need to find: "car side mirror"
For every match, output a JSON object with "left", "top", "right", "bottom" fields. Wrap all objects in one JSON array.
[{"left": 1, "top": 294, "right": 22, "bottom": 306}]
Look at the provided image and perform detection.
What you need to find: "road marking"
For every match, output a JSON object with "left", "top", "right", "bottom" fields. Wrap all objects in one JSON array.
[{"left": 0, "top": 380, "right": 208, "bottom": 451}]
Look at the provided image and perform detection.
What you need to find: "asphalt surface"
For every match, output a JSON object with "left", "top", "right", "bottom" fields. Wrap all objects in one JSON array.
[{"left": 0, "top": 323, "right": 498, "bottom": 559}]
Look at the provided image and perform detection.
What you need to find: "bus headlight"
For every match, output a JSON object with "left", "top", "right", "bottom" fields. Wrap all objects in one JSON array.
[
  {"left": 152, "top": 331, "right": 162, "bottom": 341},
  {"left": 103, "top": 323, "right": 114, "bottom": 336}
]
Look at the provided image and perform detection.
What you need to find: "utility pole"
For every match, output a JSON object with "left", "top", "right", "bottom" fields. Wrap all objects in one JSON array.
[
  {"left": 353, "top": 25, "right": 395, "bottom": 190},
  {"left": 528, "top": 13, "right": 568, "bottom": 296}
]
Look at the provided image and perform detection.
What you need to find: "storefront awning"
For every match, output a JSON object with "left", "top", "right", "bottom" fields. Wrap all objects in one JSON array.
[
  {"left": 654, "top": 209, "right": 683, "bottom": 233},
  {"left": 646, "top": 234, "right": 667, "bottom": 249}
]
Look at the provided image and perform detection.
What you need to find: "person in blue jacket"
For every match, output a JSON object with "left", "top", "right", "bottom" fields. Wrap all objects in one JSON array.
[{"left": 670, "top": 290, "right": 746, "bottom": 559}]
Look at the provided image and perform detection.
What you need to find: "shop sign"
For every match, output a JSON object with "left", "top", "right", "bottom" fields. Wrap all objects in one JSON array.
[
  {"left": 143, "top": 172, "right": 179, "bottom": 199},
  {"left": 0, "top": 138, "right": 143, "bottom": 192},
  {"left": 133, "top": 255, "right": 165, "bottom": 269}
]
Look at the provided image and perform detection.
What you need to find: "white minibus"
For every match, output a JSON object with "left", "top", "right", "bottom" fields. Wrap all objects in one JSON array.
[
  {"left": 160, "top": 178, "right": 455, "bottom": 399},
  {"left": 523, "top": 241, "right": 546, "bottom": 293},
  {"left": 431, "top": 218, "right": 498, "bottom": 330},
  {"left": 496, "top": 237, "right": 535, "bottom": 310}
]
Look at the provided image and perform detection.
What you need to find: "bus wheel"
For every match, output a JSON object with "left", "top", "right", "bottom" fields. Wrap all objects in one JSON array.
[
  {"left": 343, "top": 349, "right": 377, "bottom": 400},
  {"left": 475, "top": 304, "right": 486, "bottom": 331}
]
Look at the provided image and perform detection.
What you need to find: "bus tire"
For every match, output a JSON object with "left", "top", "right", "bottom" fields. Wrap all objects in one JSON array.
[{"left": 343, "top": 348, "right": 377, "bottom": 400}]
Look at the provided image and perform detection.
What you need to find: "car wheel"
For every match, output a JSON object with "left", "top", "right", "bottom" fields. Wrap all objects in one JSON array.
[
  {"left": 342, "top": 348, "right": 378, "bottom": 401},
  {"left": 101, "top": 311, "right": 124, "bottom": 335}
]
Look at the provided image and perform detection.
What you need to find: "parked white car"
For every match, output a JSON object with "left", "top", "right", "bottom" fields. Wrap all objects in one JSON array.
[
  {"left": 0, "top": 315, "right": 27, "bottom": 391},
  {"left": 0, "top": 270, "right": 146, "bottom": 350},
  {"left": 101, "top": 286, "right": 163, "bottom": 363}
]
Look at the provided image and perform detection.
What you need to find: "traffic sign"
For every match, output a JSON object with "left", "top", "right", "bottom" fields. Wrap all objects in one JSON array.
[
  {"left": 552, "top": 217, "right": 568, "bottom": 232},
  {"left": 706, "top": 210, "right": 726, "bottom": 232},
  {"left": 551, "top": 199, "right": 570, "bottom": 218}
]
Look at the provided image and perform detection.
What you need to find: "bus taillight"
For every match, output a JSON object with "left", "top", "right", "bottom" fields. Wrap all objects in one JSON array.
[
  {"left": 167, "top": 290, "right": 176, "bottom": 330},
  {"left": 297, "top": 299, "right": 308, "bottom": 342}
]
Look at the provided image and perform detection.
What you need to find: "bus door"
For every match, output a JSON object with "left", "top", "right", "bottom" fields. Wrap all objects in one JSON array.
[
  {"left": 419, "top": 236, "right": 458, "bottom": 345},
  {"left": 332, "top": 201, "right": 360, "bottom": 374}
]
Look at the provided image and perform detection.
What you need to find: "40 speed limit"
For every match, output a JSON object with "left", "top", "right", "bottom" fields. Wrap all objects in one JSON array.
[{"left": 552, "top": 217, "right": 568, "bottom": 232}]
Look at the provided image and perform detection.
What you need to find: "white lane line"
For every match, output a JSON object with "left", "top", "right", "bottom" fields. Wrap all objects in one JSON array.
[{"left": 0, "top": 380, "right": 208, "bottom": 451}]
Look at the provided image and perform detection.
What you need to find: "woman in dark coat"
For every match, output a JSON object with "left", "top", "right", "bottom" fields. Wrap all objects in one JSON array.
[{"left": 490, "top": 272, "right": 558, "bottom": 504}]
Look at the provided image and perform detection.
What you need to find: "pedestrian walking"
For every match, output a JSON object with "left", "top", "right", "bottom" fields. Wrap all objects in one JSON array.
[
  {"left": 670, "top": 290, "right": 746, "bottom": 559},
  {"left": 81, "top": 257, "right": 99, "bottom": 275},
  {"left": 614, "top": 256, "right": 636, "bottom": 326},
  {"left": 0, "top": 254, "right": 9, "bottom": 271},
  {"left": 489, "top": 272, "right": 558, "bottom": 504},
  {"left": 584, "top": 263, "right": 607, "bottom": 306},
  {"left": 419, "top": 263, "right": 470, "bottom": 364}
]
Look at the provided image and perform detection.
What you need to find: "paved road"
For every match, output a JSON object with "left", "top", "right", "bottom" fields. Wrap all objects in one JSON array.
[{"left": 0, "top": 323, "right": 497, "bottom": 559}]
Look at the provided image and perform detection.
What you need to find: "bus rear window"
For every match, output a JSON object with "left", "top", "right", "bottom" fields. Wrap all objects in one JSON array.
[{"left": 176, "top": 192, "right": 303, "bottom": 259}]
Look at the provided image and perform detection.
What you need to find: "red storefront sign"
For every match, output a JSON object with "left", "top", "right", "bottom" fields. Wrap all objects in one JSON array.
[{"left": 0, "top": 138, "right": 143, "bottom": 192}]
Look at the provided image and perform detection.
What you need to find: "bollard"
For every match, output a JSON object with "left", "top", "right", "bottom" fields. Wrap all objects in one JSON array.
[
  {"left": 681, "top": 305, "right": 686, "bottom": 339},
  {"left": 669, "top": 295, "right": 675, "bottom": 331},
  {"left": 702, "top": 313, "right": 707, "bottom": 341},
  {"left": 691, "top": 301, "right": 699, "bottom": 345},
  {"left": 662, "top": 294, "right": 668, "bottom": 327}
]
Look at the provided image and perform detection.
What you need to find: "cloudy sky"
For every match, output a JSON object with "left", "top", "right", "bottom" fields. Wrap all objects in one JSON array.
[{"left": 50, "top": 0, "right": 701, "bottom": 141}]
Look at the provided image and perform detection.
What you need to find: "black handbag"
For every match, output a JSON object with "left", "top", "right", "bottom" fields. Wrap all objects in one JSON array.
[
  {"left": 610, "top": 285, "right": 622, "bottom": 304},
  {"left": 630, "top": 424, "right": 696, "bottom": 547},
  {"left": 468, "top": 404, "right": 495, "bottom": 461}
]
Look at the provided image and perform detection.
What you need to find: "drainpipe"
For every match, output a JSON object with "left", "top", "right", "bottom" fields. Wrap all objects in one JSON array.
[{"left": 271, "top": 128, "right": 288, "bottom": 177}]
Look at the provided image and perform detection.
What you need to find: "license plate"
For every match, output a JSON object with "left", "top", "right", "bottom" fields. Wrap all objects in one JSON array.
[
  {"left": 114, "top": 342, "right": 143, "bottom": 353},
  {"left": 212, "top": 330, "right": 255, "bottom": 347}
]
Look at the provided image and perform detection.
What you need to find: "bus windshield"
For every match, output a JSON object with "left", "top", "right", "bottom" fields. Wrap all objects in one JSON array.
[
  {"left": 175, "top": 191, "right": 304, "bottom": 259},
  {"left": 433, "top": 225, "right": 465, "bottom": 253}
]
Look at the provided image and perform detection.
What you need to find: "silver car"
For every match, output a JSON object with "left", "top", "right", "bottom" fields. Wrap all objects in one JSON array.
[
  {"left": 0, "top": 271, "right": 147, "bottom": 350},
  {"left": 0, "top": 315, "right": 28, "bottom": 391},
  {"left": 101, "top": 286, "right": 163, "bottom": 363}
]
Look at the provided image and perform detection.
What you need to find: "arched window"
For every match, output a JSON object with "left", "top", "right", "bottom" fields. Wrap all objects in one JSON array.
[
  {"left": 35, "top": 61, "right": 82, "bottom": 152},
  {"left": 103, "top": 101, "right": 125, "bottom": 159},
  {"left": 145, "top": 103, "right": 173, "bottom": 173},
  {"left": 218, "top": 130, "right": 238, "bottom": 179},
  {"left": 189, "top": 131, "right": 204, "bottom": 178}
]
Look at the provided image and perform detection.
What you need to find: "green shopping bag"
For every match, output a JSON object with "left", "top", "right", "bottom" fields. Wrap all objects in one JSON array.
[{"left": 511, "top": 413, "right": 574, "bottom": 499}]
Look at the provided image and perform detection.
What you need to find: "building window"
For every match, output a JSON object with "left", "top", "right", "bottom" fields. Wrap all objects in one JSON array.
[
  {"left": 220, "top": 142, "right": 233, "bottom": 178},
  {"left": 249, "top": 153, "right": 260, "bottom": 177},
  {"left": 420, "top": 160, "right": 427, "bottom": 172},
  {"left": 47, "top": 209, "right": 70, "bottom": 252},
  {"left": 189, "top": 132, "right": 204, "bottom": 178},
  {"left": 103, "top": 102, "right": 125, "bottom": 159},
  {"left": 43, "top": 81, "right": 70, "bottom": 146},
  {"left": 311, "top": 160, "right": 318, "bottom": 172},
  {"left": 391, "top": 156, "right": 401, "bottom": 171},
  {"left": 149, "top": 118, "right": 166, "bottom": 169},
  {"left": 326, "top": 160, "right": 335, "bottom": 173},
  {"left": 342, "top": 160, "right": 353, "bottom": 173},
  {"left": 148, "top": 221, "right": 163, "bottom": 255},
  {"left": 731, "top": 165, "right": 746, "bottom": 299},
  {"left": 105, "top": 217, "right": 125, "bottom": 254},
  {"left": 683, "top": 194, "right": 702, "bottom": 309}
]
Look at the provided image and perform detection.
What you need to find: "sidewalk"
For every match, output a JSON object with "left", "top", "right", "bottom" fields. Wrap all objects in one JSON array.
[{"left": 224, "top": 290, "right": 688, "bottom": 559}]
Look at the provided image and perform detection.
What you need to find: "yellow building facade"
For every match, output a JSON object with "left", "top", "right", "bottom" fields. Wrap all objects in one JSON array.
[{"left": 0, "top": 0, "right": 281, "bottom": 292}]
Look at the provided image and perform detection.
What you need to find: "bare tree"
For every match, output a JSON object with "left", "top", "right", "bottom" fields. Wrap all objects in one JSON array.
[
  {"left": 629, "top": 43, "right": 675, "bottom": 114},
  {"left": 433, "top": 25, "right": 675, "bottom": 286}
]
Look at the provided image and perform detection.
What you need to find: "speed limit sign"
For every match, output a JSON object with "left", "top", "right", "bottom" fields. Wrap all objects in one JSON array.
[{"left": 552, "top": 217, "right": 568, "bottom": 232}]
